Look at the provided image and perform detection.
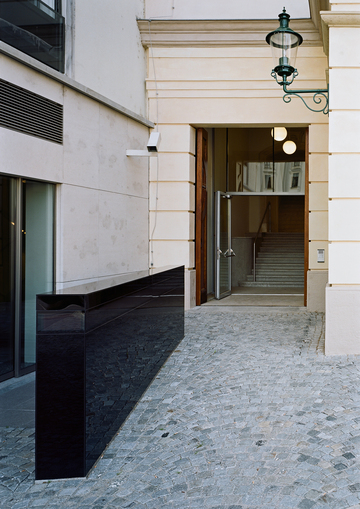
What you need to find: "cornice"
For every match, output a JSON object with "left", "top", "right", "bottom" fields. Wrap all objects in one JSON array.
[
  {"left": 138, "top": 19, "right": 323, "bottom": 47},
  {"left": 321, "top": 12, "right": 360, "bottom": 26},
  {"left": 320, "top": 11, "right": 360, "bottom": 57},
  {"left": 309, "top": 0, "right": 330, "bottom": 40}
]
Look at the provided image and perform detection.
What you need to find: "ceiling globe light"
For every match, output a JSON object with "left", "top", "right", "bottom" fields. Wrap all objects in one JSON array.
[
  {"left": 283, "top": 140, "right": 296, "bottom": 155},
  {"left": 271, "top": 127, "right": 287, "bottom": 141}
]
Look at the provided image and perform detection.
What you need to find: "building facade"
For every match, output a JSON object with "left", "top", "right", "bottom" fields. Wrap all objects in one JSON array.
[
  {"left": 1, "top": 0, "right": 360, "bottom": 382},
  {"left": 0, "top": 0, "right": 152, "bottom": 381},
  {"left": 140, "top": 1, "right": 329, "bottom": 305},
  {"left": 140, "top": 0, "right": 360, "bottom": 354}
]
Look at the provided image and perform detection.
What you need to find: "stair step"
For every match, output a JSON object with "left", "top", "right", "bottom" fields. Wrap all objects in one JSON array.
[
  {"left": 258, "top": 252, "right": 304, "bottom": 255},
  {"left": 257, "top": 257, "right": 304, "bottom": 260},
  {"left": 256, "top": 261, "right": 304, "bottom": 265},
  {"left": 244, "top": 276, "right": 304, "bottom": 280},
  {"left": 241, "top": 282, "right": 304, "bottom": 288},
  {"left": 260, "top": 243, "right": 304, "bottom": 247},
  {"left": 257, "top": 263, "right": 303, "bottom": 266},
  {"left": 252, "top": 267, "right": 304, "bottom": 276},
  {"left": 242, "top": 232, "right": 305, "bottom": 289}
]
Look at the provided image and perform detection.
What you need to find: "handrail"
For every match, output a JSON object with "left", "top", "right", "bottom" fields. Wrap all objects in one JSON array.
[{"left": 253, "top": 202, "right": 272, "bottom": 282}]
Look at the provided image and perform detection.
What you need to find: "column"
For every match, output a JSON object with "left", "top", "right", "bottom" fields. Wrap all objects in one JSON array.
[{"left": 322, "top": 3, "right": 360, "bottom": 354}]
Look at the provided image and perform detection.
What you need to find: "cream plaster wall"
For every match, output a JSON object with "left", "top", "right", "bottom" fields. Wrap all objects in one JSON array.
[
  {"left": 145, "top": 42, "right": 329, "bottom": 307},
  {"left": 308, "top": 271, "right": 328, "bottom": 312},
  {"left": 149, "top": 126, "right": 196, "bottom": 272},
  {"left": 0, "top": 54, "right": 150, "bottom": 289},
  {"left": 70, "top": 0, "right": 146, "bottom": 116},
  {"left": 324, "top": 0, "right": 360, "bottom": 354},
  {"left": 307, "top": 123, "right": 329, "bottom": 311}
]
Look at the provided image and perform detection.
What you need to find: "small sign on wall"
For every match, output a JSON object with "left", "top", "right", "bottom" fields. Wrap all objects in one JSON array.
[{"left": 317, "top": 249, "right": 325, "bottom": 263}]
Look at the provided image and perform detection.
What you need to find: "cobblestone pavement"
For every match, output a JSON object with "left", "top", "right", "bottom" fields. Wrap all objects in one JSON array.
[{"left": 2, "top": 306, "right": 360, "bottom": 508}]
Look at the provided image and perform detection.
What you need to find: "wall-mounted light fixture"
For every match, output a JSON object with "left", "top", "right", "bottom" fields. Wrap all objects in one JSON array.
[{"left": 266, "top": 8, "right": 329, "bottom": 115}]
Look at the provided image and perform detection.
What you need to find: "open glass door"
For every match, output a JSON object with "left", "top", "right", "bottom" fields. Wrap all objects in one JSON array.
[{"left": 215, "top": 191, "right": 234, "bottom": 299}]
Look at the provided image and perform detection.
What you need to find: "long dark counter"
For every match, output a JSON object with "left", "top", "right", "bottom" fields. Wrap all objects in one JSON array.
[{"left": 35, "top": 266, "right": 184, "bottom": 480}]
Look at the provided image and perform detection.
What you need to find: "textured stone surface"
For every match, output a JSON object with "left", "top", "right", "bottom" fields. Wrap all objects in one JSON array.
[{"left": 2, "top": 306, "right": 360, "bottom": 508}]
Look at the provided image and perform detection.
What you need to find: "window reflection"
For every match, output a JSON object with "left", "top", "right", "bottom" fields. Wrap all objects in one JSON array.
[
  {"left": 242, "top": 161, "right": 305, "bottom": 193},
  {"left": 226, "top": 127, "right": 306, "bottom": 194}
]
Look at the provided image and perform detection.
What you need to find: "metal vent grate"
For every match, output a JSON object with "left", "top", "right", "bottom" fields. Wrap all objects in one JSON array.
[{"left": 0, "top": 79, "right": 63, "bottom": 144}]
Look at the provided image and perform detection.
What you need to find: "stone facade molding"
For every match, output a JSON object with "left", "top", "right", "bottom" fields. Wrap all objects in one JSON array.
[{"left": 138, "top": 19, "right": 323, "bottom": 48}]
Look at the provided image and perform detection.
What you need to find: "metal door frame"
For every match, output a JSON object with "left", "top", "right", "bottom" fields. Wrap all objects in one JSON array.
[
  {"left": 214, "top": 190, "right": 306, "bottom": 301},
  {"left": 215, "top": 191, "right": 232, "bottom": 299}
]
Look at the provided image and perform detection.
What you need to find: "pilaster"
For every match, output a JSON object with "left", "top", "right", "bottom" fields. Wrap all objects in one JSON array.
[{"left": 321, "top": 3, "right": 360, "bottom": 353}]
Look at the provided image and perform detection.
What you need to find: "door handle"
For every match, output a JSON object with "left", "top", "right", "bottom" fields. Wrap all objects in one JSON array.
[
  {"left": 224, "top": 249, "right": 236, "bottom": 258},
  {"left": 223, "top": 249, "right": 236, "bottom": 258}
]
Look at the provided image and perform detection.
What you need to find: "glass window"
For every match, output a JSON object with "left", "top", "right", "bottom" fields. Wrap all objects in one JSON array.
[
  {"left": 21, "top": 180, "right": 55, "bottom": 370},
  {"left": 0, "top": 0, "right": 65, "bottom": 72},
  {"left": 0, "top": 177, "right": 16, "bottom": 379},
  {"left": 0, "top": 176, "right": 55, "bottom": 380},
  {"left": 291, "top": 173, "right": 300, "bottom": 189}
]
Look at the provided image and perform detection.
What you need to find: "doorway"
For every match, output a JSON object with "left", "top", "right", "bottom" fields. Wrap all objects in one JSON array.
[
  {"left": 196, "top": 126, "right": 308, "bottom": 306},
  {"left": 0, "top": 176, "right": 55, "bottom": 381}
]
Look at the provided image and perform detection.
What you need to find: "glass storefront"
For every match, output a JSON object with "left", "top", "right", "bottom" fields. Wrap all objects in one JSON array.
[
  {"left": 0, "top": 176, "right": 55, "bottom": 381},
  {"left": 0, "top": 177, "right": 16, "bottom": 379}
]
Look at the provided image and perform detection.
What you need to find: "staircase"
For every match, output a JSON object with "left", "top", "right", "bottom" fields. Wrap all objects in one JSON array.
[{"left": 242, "top": 232, "right": 304, "bottom": 288}]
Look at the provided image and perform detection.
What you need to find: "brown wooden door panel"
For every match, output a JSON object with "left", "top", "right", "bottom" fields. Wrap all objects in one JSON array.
[{"left": 195, "top": 128, "right": 208, "bottom": 305}]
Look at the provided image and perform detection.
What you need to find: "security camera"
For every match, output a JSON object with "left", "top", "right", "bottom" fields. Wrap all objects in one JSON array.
[
  {"left": 147, "top": 132, "right": 161, "bottom": 153},
  {"left": 126, "top": 132, "right": 161, "bottom": 157}
]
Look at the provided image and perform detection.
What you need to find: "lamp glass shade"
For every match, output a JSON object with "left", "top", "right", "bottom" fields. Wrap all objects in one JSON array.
[
  {"left": 283, "top": 140, "right": 297, "bottom": 155},
  {"left": 268, "top": 31, "right": 301, "bottom": 72},
  {"left": 266, "top": 9, "right": 303, "bottom": 78},
  {"left": 271, "top": 127, "right": 287, "bottom": 141}
]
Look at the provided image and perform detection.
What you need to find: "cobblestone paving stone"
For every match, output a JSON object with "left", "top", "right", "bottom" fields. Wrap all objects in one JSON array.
[{"left": 2, "top": 307, "right": 360, "bottom": 508}]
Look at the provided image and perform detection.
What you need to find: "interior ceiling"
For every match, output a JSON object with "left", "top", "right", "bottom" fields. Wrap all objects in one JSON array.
[
  {"left": 228, "top": 127, "right": 306, "bottom": 162},
  {"left": 258, "top": 127, "right": 306, "bottom": 162}
]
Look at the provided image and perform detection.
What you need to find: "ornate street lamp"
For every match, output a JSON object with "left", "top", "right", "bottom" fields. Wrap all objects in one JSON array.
[{"left": 266, "top": 8, "right": 329, "bottom": 115}]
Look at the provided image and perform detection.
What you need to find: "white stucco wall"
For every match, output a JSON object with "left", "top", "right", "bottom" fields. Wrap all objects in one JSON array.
[
  {"left": 68, "top": 0, "right": 147, "bottom": 116},
  {"left": 145, "top": 0, "right": 310, "bottom": 20},
  {"left": 0, "top": 54, "right": 150, "bottom": 289}
]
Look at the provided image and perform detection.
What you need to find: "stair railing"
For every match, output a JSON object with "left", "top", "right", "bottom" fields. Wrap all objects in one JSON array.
[{"left": 253, "top": 202, "right": 272, "bottom": 282}]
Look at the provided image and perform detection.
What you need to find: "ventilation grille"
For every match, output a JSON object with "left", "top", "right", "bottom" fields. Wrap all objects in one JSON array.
[{"left": 0, "top": 79, "right": 63, "bottom": 144}]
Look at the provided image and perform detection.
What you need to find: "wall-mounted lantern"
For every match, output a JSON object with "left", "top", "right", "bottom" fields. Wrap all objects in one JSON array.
[{"left": 266, "top": 8, "right": 329, "bottom": 115}]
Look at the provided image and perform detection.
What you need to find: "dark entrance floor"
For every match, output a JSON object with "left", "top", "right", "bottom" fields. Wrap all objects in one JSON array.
[{"left": 0, "top": 373, "right": 35, "bottom": 428}]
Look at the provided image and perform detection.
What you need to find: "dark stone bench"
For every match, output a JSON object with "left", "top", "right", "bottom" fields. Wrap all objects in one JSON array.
[{"left": 35, "top": 266, "right": 184, "bottom": 480}]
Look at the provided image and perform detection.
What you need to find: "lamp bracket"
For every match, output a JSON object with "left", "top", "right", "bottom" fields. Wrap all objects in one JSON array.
[
  {"left": 271, "top": 69, "right": 329, "bottom": 115},
  {"left": 282, "top": 83, "right": 329, "bottom": 115}
]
